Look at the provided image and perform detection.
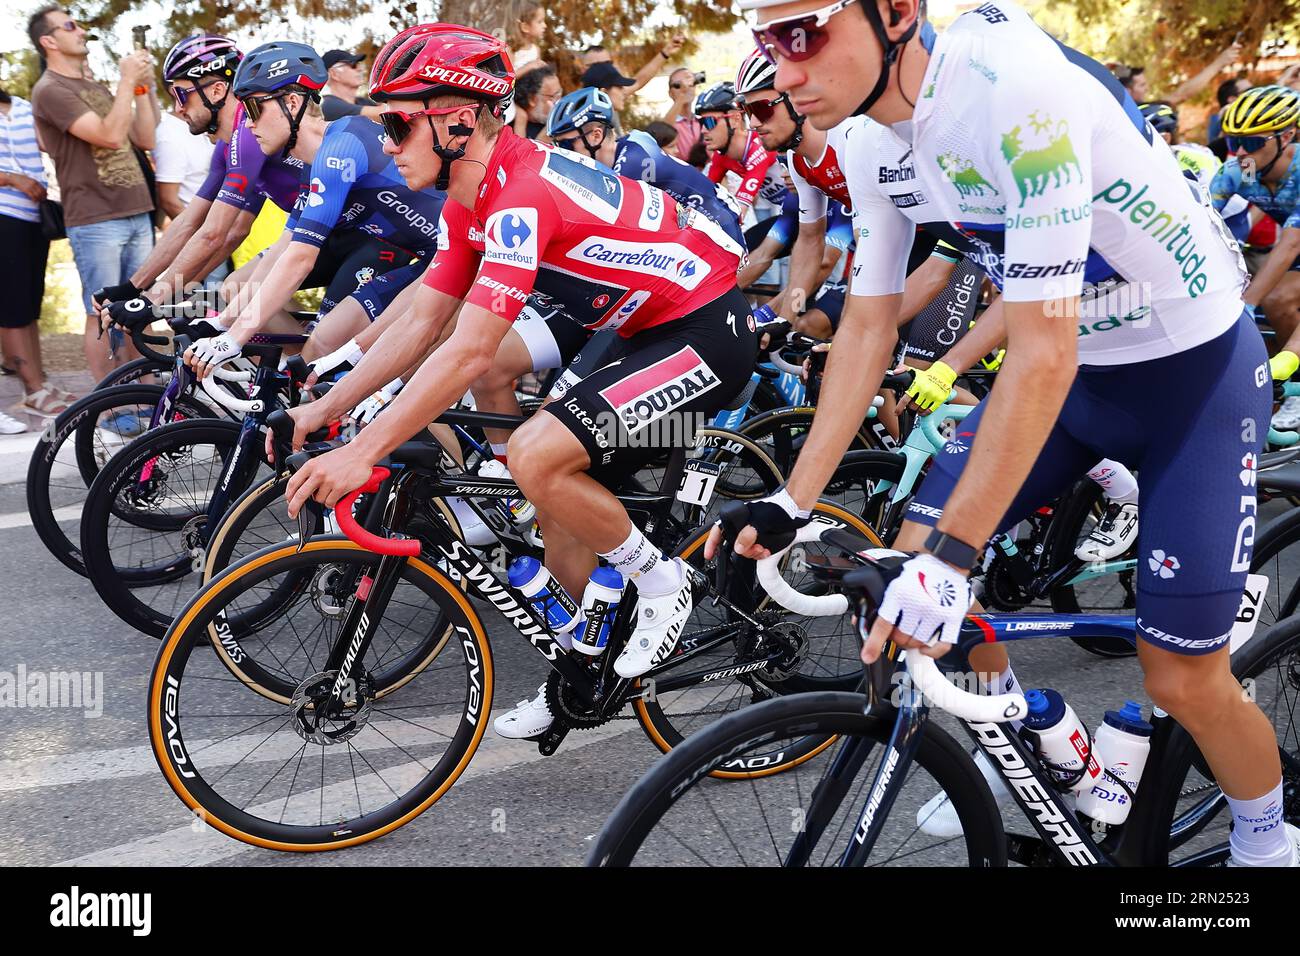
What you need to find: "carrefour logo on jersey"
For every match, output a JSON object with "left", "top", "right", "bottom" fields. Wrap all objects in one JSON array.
[
  {"left": 567, "top": 238, "right": 710, "bottom": 291},
  {"left": 484, "top": 207, "right": 539, "bottom": 268}
]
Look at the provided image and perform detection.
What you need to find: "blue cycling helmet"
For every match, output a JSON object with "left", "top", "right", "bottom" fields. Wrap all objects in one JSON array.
[
  {"left": 694, "top": 81, "right": 736, "bottom": 116},
  {"left": 233, "top": 42, "right": 327, "bottom": 154},
  {"left": 547, "top": 87, "right": 615, "bottom": 141},
  {"left": 1139, "top": 101, "right": 1178, "bottom": 137}
]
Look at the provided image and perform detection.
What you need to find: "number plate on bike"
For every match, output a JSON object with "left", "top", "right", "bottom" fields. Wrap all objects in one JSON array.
[
  {"left": 1229, "top": 573, "right": 1269, "bottom": 654},
  {"left": 676, "top": 460, "right": 722, "bottom": 507}
]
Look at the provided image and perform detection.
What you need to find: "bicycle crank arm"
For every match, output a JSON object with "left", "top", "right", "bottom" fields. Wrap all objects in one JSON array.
[{"left": 537, "top": 720, "right": 571, "bottom": 756}]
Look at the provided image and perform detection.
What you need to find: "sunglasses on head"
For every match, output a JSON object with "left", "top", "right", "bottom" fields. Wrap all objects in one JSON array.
[
  {"left": 739, "top": 93, "right": 791, "bottom": 124},
  {"left": 240, "top": 93, "right": 285, "bottom": 124},
  {"left": 1226, "top": 133, "right": 1276, "bottom": 154},
  {"left": 379, "top": 104, "right": 468, "bottom": 146},
  {"left": 752, "top": 0, "right": 857, "bottom": 64}
]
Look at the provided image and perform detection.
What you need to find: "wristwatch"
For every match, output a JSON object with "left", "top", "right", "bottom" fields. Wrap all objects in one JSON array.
[{"left": 924, "top": 528, "right": 983, "bottom": 571}]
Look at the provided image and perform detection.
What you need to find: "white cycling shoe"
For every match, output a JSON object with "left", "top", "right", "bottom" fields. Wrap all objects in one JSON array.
[
  {"left": 614, "top": 559, "right": 692, "bottom": 679},
  {"left": 1228, "top": 822, "right": 1300, "bottom": 867},
  {"left": 918, "top": 748, "right": 1023, "bottom": 837},
  {"left": 1272, "top": 395, "right": 1300, "bottom": 432},
  {"left": 492, "top": 683, "right": 554, "bottom": 739},
  {"left": 1074, "top": 501, "right": 1139, "bottom": 562}
]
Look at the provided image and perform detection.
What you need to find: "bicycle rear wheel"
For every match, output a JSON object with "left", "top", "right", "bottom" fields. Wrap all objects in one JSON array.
[
  {"left": 591, "top": 692, "right": 1006, "bottom": 866},
  {"left": 149, "top": 539, "right": 492, "bottom": 850}
]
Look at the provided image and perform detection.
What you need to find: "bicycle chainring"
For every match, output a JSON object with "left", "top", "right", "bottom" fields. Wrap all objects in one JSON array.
[
  {"left": 982, "top": 556, "right": 1031, "bottom": 611},
  {"left": 544, "top": 668, "right": 621, "bottom": 730}
]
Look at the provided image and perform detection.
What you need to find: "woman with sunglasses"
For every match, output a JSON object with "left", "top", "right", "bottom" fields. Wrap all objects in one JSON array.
[
  {"left": 281, "top": 24, "right": 756, "bottom": 731},
  {"left": 714, "top": 0, "right": 1298, "bottom": 867},
  {"left": 1210, "top": 86, "right": 1300, "bottom": 429},
  {"left": 185, "top": 41, "right": 448, "bottom": 380}
]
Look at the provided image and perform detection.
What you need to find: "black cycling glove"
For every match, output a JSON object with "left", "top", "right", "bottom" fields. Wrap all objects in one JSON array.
[
  {"left": 105, "top": 297, "right": 161, "bottom": 332},
  {"left": 92, "top": 281, "right": 143, "bottom": 308}
]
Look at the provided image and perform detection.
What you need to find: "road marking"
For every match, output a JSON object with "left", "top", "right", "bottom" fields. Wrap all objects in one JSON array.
[
  {"left": 0, "top": 505, "right": 80, "bottom": 531},
  {"left": 54, "top": 715, "right": 638, "bottom": 866}
]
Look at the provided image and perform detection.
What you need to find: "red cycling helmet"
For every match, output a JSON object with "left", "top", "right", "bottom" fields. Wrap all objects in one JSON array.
[{"left": 370, "top": 23, "right": 514, "bottom": 117}]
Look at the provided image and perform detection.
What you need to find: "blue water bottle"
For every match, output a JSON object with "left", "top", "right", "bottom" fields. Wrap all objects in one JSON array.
[
  {"left": 573, "top": 566, "right": 625, "bottom": 657},
  {"left": 508, "top": 557, "right": 582, "bottom": 636}
]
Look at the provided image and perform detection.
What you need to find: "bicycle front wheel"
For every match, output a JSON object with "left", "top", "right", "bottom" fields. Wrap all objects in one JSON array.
[
  {"left": 592, "top": 692, "right": 1006, "bottom": 867},
  {"left": 149, "top": 538, "right": 493, "bottom": 851}
]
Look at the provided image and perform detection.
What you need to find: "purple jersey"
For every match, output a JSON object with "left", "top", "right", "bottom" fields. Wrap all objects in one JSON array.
[{"left": 194, "top": 104, "right": 307, "bottom": 213}]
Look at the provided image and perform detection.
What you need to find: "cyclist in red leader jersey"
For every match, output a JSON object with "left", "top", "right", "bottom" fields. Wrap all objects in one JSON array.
[{"left": 284, "top": 24, "right": 757, "bottom": 688}]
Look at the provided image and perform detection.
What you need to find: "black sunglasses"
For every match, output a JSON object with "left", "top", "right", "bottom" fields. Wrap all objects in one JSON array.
[
  {"left": 240, "top": 93, "right": 285, "bottom": 124},
  {"left": 1225, "top": 133, "right": 1275, "bottom": 154}
]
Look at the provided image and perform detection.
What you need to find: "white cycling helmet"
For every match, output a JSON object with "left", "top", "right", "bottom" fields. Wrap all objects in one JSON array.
[{"left": 735, "top": 48, "right": 778, "bottom": 96}]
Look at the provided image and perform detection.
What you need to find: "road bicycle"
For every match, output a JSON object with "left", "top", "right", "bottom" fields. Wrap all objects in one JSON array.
[
  {"left": 588, "top": 522, "right": 1300, "bottom": 867},
  {"left": 145, "top": 406, "right": 880, "bottom": 850}
]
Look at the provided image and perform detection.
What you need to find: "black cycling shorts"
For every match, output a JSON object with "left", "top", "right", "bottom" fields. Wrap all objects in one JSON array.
[
  {"left": 543, "top": 286, "right": 759, "bottom": 488},
  {"left": 899, "top": 257, "right": 984, "bottom": 363},
  {"left": 301, "top": 230, "right": 414, "bottom": 315}
]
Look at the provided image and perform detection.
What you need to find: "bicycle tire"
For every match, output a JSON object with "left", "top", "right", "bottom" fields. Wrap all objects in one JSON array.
[
  {"left": 1250, "top": 505, "right": 1300, "bottom": 626},
  {"left": 735, "top": 406, "right": 880, "bottom": 488},
  {"left": 1136, "top": 614, "right": 1300, "bottom": 865},
  {"left": 25, "top": 384, "right": 212, "bottom": 577},
  {"left": 93, "top": 357, "right": 171, "bottom": 390},
  {"left": 591, "top": 691, "right": 1007, "bottom": 866},
  {"left": 149, "top": 538, "right": 493, "bottom": 850},
  {"left": 1047, "top": 479, "right": 1138, "bottom": 658},
  {"left": 633, "top": 500, "right": 886, "bottom": 775},
  {"left": 200, "top": 474, "right": 461, "bottom": 702},
  {"left": 81, "top": 418, "right": 249, "bottom": 637}
]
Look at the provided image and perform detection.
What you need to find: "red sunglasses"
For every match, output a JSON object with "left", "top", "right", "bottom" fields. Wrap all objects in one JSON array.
[
  {"left": 379, "top": 104, "right": 468, "bottom": 146},
  {"left": 739, "top": 92, "right": 793, "bottom": 123},
  {"left": 752, "top": 0, "right": 858, "bottom": 64}
]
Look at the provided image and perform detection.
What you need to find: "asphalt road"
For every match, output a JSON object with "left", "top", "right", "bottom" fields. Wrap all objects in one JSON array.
[{"left": 1, "top": 466, "right": 1296, "bottom": 868}]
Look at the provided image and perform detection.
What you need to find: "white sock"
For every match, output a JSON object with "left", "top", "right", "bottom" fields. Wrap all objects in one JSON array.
[
  {"left": 599, "top": 525, "right": 681, "bottom": 597},
  {"left": 982, "top": 664, "right": 1027, "bottom": 734},
  {"left": 1087, "top": 459, "right": 1139, "bottom": 504},
  {"left": 490, "top": 442, "right": 509, "bottom": 459},
  {"left": 1228, "top": 781, "right": 1291, "bottom": 865}
]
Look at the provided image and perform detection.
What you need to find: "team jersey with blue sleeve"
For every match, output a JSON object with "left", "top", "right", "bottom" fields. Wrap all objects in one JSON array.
[
  {"left": 1211, "top": 152, "right": 1300, "bottom": 232},
  {"left": 286, "top": 115, "right": 446, "bottom": 256},
  {"left": 612, "top": 130, "right": 745, "bottom": 248}
]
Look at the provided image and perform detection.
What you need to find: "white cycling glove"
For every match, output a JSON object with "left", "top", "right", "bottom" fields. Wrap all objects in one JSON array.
[
  {"left": 190, "top": 332, "right": 242, "bottom": 370},
  {"left": 351, "top": 377, "right": 404, "bottom": 425},
  {"left": 876, "top": 553, "right": 973, "bottom": 647},
  {"left": 310, "top": 339, "right": 364, "bottom": 381}
]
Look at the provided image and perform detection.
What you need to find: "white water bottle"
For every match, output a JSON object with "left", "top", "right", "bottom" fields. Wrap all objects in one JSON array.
[
  {"left": 1076, "top": 700, "right": 1153, "bottom": 825},
  {"left": 572, "top": 566, "right": 624, "bottom": 657},
  {"left": 478, "top": 458, "right": 537, "bottom": 528},
  {"left": 1021, "top": 688, "right": 1105, "bottom": 796}
]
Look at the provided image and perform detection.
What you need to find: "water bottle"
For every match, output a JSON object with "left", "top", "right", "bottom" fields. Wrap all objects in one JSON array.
[
  {"left": 572, "top": 566, "right": 624, "bottom": 657},
  {"left": 478, "top": 458, "right": 537, "bottom": 529},
  {"left": 1076, "top": 700, "right": 1153, "bottom": 825},
  {"left": 508, "top": 557, "right": 582, "bottom": 642},
  {"left": 1021, "top": 688, "right": 1105, "bottom": 795}
]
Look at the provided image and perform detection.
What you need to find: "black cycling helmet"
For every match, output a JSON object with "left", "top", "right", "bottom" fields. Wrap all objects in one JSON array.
[
  {"left": 694, "top": 81, "right": 737, "bottom": 116},
  {"left": 1139, "top": 101, "right": 1178, "bottom": 137},
  {"left": 233, "top": 42, "right": 327, "bottom": 154}
]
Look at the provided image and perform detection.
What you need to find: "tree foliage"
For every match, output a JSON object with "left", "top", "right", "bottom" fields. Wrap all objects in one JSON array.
[{"left": 1039, "top": 0, "right": 1300, "bottom": 97}]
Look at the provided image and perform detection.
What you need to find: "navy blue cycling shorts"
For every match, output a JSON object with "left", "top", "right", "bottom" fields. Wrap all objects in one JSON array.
[
  {"left": 906, "top": 311, "right": 1269, "bottom": 656},
  {"left": 811, "top": 282, "right": 847, "bottom": 331},
  {"left": 347, "top": 258, "right": 426, "bottom": 321}
]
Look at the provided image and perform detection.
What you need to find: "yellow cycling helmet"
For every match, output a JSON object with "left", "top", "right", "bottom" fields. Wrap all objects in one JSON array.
[{"left": 1221, "top": 85, "right": 1300, "bottom": 136}]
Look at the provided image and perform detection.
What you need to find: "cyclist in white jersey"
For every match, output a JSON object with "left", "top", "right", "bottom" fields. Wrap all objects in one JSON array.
[{"left": 710, "top": 0, "right": 1297, "bottom": 865}]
